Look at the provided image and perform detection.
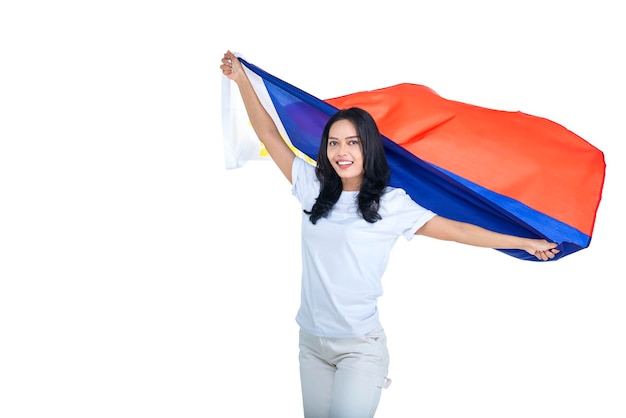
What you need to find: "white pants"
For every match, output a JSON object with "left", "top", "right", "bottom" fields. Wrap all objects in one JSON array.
[{"left": 298, "top": 327, "right": 392, "bottom": 418}]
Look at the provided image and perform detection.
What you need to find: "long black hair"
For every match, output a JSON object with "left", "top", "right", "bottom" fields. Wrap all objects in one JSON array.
[{"left": 305, "top": 107, "right": 391, "bottom": 224}]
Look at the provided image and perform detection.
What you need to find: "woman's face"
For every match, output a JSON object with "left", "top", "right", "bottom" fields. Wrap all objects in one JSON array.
[{"left": 327, "top": 119, "right": 364, "bottom": 191}]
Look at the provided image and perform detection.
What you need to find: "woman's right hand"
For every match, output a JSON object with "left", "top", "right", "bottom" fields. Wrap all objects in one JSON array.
[{"left": 221, "top": 50, "right": 244, "bottom": 82}]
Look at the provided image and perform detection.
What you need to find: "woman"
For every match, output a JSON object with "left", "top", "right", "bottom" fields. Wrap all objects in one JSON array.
[{"left": 220, "top": 51, "right": 558, "bottom": 418}]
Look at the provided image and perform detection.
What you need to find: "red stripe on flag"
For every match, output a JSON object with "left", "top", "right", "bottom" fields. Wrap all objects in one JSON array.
[{"left": 326, "top": 83, "right": 605, "bottom": 236}]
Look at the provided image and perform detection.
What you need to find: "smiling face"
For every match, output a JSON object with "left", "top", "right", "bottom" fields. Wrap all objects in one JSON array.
[{"left": 326, "top": 119, "right": 364, "bottom": 191}]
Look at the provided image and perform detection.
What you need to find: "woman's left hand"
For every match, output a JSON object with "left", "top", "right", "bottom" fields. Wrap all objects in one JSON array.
[{"left": 527, "top": 240, "right": 560, "bottom": 261}]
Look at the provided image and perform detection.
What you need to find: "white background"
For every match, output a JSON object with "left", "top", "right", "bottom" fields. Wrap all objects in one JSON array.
[{"left": 1, "top": 1, "right": 624, "bottom": 417}]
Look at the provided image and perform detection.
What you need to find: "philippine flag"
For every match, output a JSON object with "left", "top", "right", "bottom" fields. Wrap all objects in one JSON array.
[{"left": 221, "top": 54, "right": 605, "bottom": 262}]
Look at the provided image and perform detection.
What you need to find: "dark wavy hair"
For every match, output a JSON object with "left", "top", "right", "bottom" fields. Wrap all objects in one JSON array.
[{"left": 305, "top": 107, "right": 390, "bottom": 224}]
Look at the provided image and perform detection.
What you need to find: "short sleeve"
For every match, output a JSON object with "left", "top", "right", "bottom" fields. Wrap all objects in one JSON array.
[
  {"left": 382, "top": 187, "right": 437, "bottom": 241},
  {"left": 291, "top": 157, "right": 319, "bottom": 208}
]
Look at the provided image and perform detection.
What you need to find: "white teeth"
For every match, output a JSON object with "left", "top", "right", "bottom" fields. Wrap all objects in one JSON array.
[{"left": 338, "top": 161, "right": 352, "bottom": 165}]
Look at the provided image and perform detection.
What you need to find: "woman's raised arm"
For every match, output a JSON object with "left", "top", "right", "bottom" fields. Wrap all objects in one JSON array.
[
  {"left": 417, "top": 215, "right": 560, "bottom": 261},
  {"left": 221, "top": 50, "right": 296, "bottom": 183}
]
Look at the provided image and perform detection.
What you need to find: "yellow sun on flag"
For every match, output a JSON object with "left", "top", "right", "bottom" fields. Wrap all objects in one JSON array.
[{"left": 258, "top": 136, "right": 316, "bottom": 165}]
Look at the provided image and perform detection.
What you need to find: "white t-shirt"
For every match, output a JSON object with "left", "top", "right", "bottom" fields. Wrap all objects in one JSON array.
[{"left": 291, "top": 157, "right": 437, "bottom": 338}]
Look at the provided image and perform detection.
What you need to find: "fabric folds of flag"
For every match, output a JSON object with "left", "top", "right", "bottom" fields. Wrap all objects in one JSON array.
[{"left": 221, "top": 56, "right": 605, "bottom": 261}]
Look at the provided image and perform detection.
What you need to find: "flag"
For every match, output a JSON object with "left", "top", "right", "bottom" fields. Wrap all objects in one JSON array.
[{"left": 221, "top": 55, "right": 605, "bottom": 261}]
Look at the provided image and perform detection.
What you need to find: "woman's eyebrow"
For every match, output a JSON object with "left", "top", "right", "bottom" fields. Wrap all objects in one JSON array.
[{"left": 328, "top": 135, "right": 360, "bottom": 140}]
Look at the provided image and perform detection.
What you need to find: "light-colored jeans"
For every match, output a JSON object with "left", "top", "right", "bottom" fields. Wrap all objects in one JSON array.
[{"left": 299, "top": 327, "right": 392, "bottom": 418}]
